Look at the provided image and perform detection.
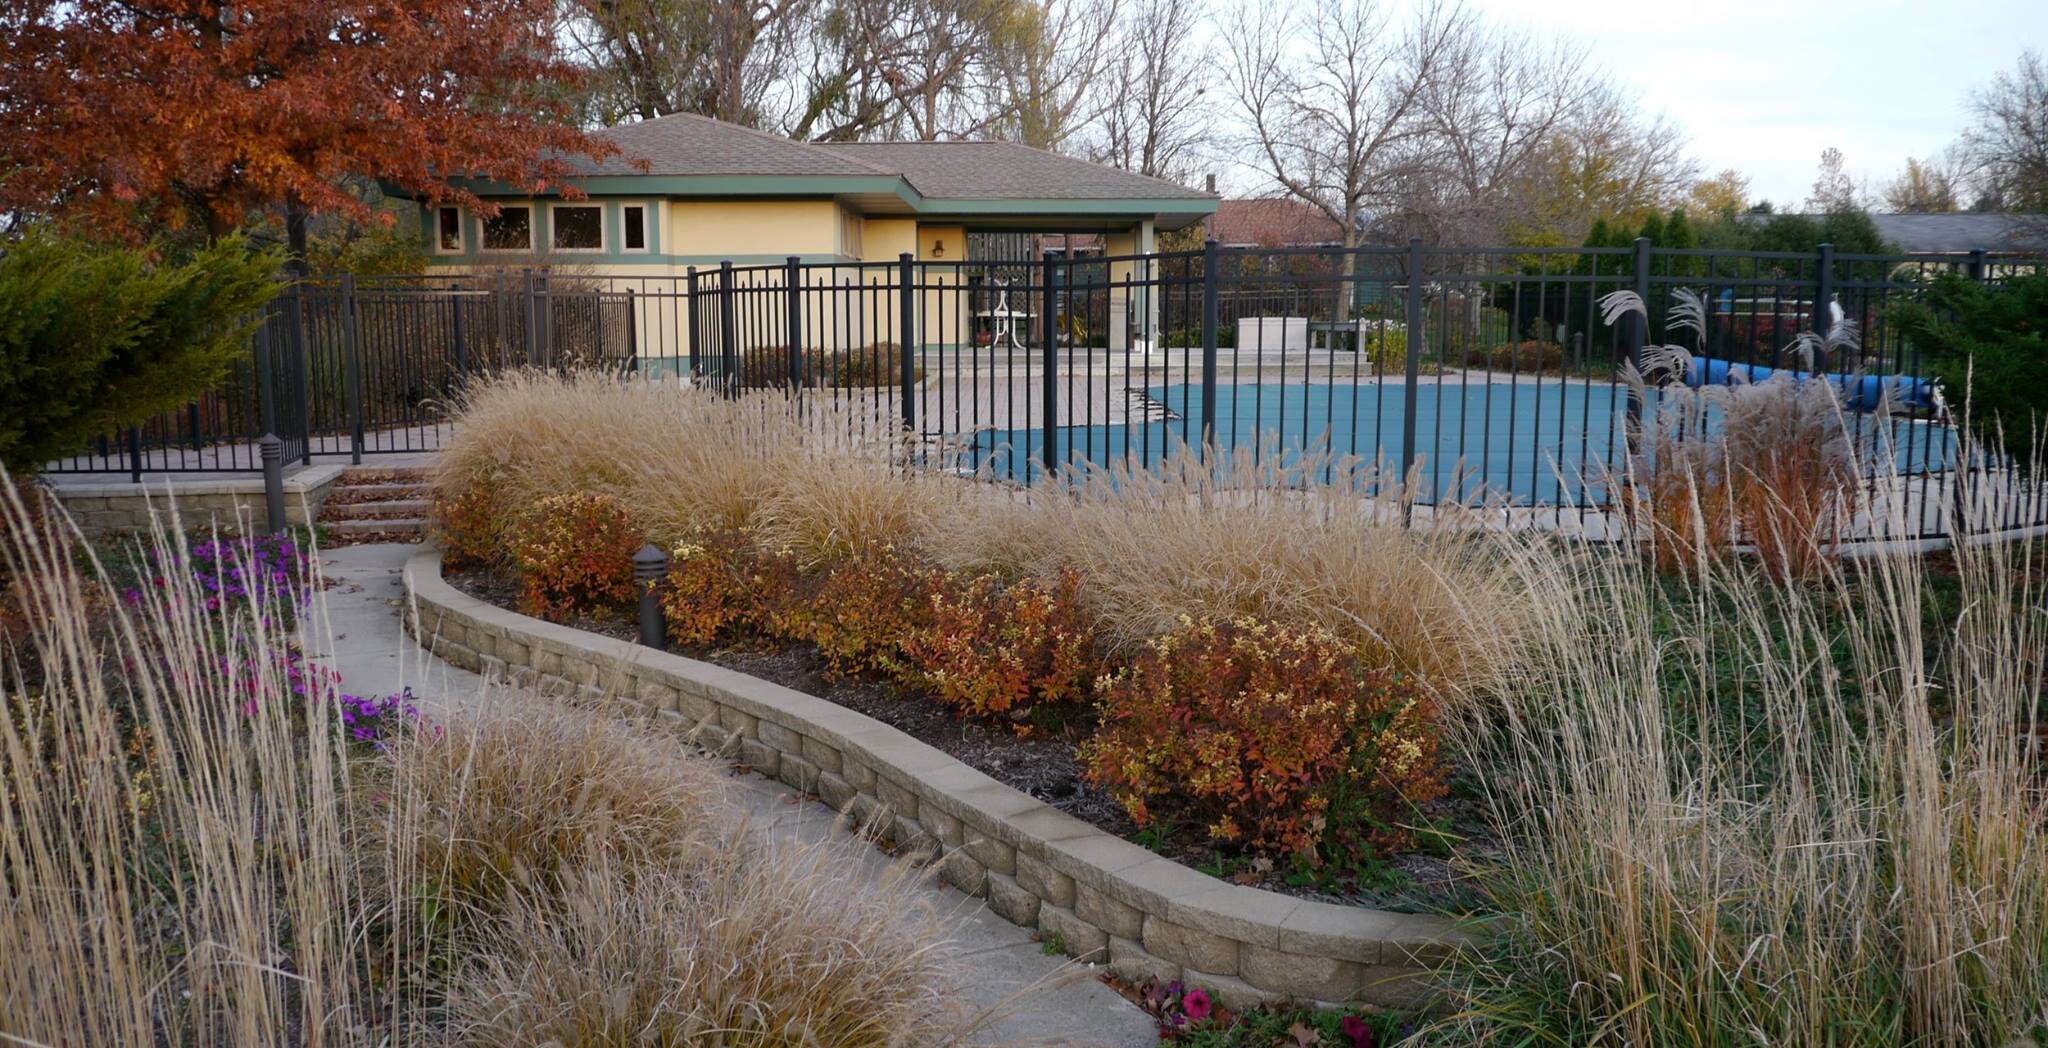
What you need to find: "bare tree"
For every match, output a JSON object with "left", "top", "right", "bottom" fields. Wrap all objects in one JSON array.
[
  {"left": 789, "top": 0, "right": 1021, "bottom": 141},
  {"left": 1958, "top": 50, "right": 2048, "bottom": 212},
  {"left": 1805, "top": 147, "right": 1864, "bottom": 213},
  {"left": 1225, "top": 0, "right": 1470, "bottom": 275},
  {"left": 981, "top": 0, "right": 1119, "bottom": 151},
  {"left": 1087, "top": 0, "right": 1211, "bottom": 182},
  {"left": 1397, "top": 22, "right": 1594, "bottom": 244},
  {"left": 561, "top": 0, "right": 809, "bottom": 126}
]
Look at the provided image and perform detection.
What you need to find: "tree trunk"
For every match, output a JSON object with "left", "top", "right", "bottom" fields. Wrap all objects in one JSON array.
[{"left": 285, "top": 193, "right": 309, "bottom": 279}]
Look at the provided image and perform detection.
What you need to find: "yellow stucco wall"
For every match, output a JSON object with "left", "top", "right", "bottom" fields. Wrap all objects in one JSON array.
[{"left": 668, "top": 199, "right": 841, "bottom": 258}]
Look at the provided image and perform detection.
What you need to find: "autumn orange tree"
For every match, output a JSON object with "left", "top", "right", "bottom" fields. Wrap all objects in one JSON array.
[{"left": 1, "top": 0, "right": 619, "bottom": 254}]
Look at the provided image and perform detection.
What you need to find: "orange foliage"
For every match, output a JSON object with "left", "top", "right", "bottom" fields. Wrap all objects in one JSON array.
[
  {"left": 658, "top": 528, "right": 800, "bottom": 647},
  {"left": 1082, "top": 618, "right": 1446, "bottom": 863},
  {"left": 508, "top": 493, "right": 641, "bottom": 621},
  {"left": 902, "top": 567, "right": 1099, "bottom": 720}
]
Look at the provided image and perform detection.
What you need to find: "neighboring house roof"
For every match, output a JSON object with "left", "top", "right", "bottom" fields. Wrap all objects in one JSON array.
[
  {"left": 1210, "top": 198, "right": 1345, "bottom": 247},
  {"left": 1746, "top": 212, "right": 2048, "bottom": 255},
  {"left": 1865, "top": 213, "right": 2048, "bottom": 255}
]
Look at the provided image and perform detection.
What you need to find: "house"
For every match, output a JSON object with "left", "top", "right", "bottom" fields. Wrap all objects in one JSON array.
[
  {"left": 397, "top": 113, "right": 1213, "bottom": 359},
  {"left": 1207, "top": 197, "right": 1346, "bottom": 248},
  {"left": 1861, "top": 213, "right": 2048, "bottom": 258},
  {"left": 407, "top": 113, "right": 1214, "bottom": 272}
]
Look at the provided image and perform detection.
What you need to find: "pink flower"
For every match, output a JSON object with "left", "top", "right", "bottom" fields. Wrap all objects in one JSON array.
[
  {"left": 1341, "top": 1015, "right": 1374, "bottom": 1048},
  {"left": 1181, "top": 988, "right": 1212, "bottom": 1022}
]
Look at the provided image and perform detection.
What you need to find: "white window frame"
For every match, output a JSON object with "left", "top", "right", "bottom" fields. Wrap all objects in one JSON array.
[
  {"left": 548, "top": 201, "right": 607, "bottom": 254},
  {"left": 478, "top": 202, "right": 536, "bottom": 254},
  {"left": 618, "top": 200, "right": 653, "bottom": 254},
  {"left": 433, "top": 205, "right": 466, "bottom": 255}
]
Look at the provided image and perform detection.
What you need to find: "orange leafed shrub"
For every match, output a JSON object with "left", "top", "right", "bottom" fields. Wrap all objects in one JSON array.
[
  {"left": 659, "top": 527, "right": 799, "bottom": 647},
  {"left": 509, "top": 492, "right": 641, "bottom": 621},
  {"left": 431, "top": 483, "right": 506, "bottom": 570},
  {"left": 1082, "top": 617, "right": 1446, "bottom": 862},
  {"left": 780, "top": 548, "right": 937, "bottom": 678},
  {"left": 903, "top": 567, "right": 1099, "bottom": 720}
]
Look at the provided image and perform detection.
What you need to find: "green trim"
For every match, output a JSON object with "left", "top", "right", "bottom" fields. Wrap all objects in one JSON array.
[{"left": 915, "top": 197, "right": 1217, "bottom": 217}]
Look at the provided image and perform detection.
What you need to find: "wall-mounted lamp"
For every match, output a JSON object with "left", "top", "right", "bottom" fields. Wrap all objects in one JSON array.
[{"left": 931, "top": 239, "right": 946, "bottom": 259}]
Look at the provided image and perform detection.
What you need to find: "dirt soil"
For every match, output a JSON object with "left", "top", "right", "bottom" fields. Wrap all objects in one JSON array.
[{"left": 443, "top": 565, "right": 1484, "bottom": 914}]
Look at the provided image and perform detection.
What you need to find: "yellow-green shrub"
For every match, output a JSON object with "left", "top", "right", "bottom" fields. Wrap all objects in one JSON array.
[
  {"left": 1082, "top": 617, "right": 1445, "bottom": 863},
  {"left": 508, "top": 492, "right": 641, "bottom": 620}
]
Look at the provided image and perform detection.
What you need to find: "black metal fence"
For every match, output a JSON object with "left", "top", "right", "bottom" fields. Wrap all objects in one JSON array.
[{"left": 49, "top": 242, "right": 2048, "bottom": 544}]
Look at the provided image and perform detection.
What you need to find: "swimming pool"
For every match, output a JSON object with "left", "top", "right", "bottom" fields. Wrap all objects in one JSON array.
[{"left": 963, "top": 380, "right": 1964, "bottom": 504}]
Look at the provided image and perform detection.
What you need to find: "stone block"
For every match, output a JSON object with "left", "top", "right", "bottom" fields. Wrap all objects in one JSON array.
[
  {"left": 815, "top": 772, "right": 856, "bottom": 809},
  {"left": 1016, "top": 851, "right": 1074, "bottom": 909},
  {"left": 938, "top": 850, "right": 987, "bottom": 896},
  {"left": 1239, "top": 944, "right": 1363, "bottom": 1002},
  {"left": 920, "top": 806, "right": 963, "bottom": 847},
  {"left": 1074, "top": 883, "right": 1145, "bottom": 941},
  {"left": 985, "top": 872, "right": 1039, "bottom": 927},
  {"left": 737, "top": 738, "right": 780, "bottom": 776},
  {"left": 963, "top": 835, "right": 1016, "bottom": 877},
  {"left": 1184, "top": 971, "right": 1267, "bottom": 1013},
  {"left": 778, "top": 753, "right": 819, "bottom": 792},
  {"left": 718, "top": 706, "right": 758, "bottom": 738},
  {"left": 1107, "top": 935, "right": 1176, "bottom": 985},
  {"left": 1039, "top": 903, "right": 1110, "bottom": 962},
  {"left": 1142, "top": 915, "right": 1241, "bottom": 977},
  {"left": 840, "top": 758, "right": 876, "bottom": 793},
  {"left": 876, "top": 777, "right": 919, "bottom": 821},
  {"left": 801, "top": 736, "right": 844, "bottom": 776},
  {"left": 757, "top": 719, "right": 801, "bottom": 754}
]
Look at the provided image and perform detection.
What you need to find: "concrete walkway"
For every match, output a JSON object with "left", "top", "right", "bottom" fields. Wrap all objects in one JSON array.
[{"left": 310, "top": 541, "right": 1159, "bottom": 1048}]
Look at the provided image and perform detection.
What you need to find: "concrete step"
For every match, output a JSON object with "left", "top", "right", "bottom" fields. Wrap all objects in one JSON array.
[
  {"left": 324, "top": 498, "right": 431, "bottom": 520},
  {"left": 330, "top": 481, "right": 429, "bottom": 500},
  {"left": 325, "top": 517, "right": 427, "bottom": 538}
]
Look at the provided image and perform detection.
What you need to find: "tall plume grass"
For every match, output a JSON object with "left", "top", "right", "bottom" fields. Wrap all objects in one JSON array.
[
  {"left": 1440, "top": 477, "right": 2048, "bottom": 1043},
  {"left": 926, "top": 445, "right": 1526, "bottom": 694},
  {"left": 0, "top": 485, "right": 376, "bottom": 1044},
  {"left": 0, "top": 478, "right": 989, "bottom": 1044}
]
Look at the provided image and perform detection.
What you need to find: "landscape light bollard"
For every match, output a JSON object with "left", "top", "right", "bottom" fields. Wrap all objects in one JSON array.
[
  {"left": 259, "top": 433, "right": 287, "bottom": 536},
  {"left": 633, "top": 544, "right": 669, "bottom": 649}
]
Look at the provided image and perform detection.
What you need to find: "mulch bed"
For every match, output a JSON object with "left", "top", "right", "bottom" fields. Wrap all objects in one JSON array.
[{"left": 442, "top": 564, "right": 1484, "bottom": 913}]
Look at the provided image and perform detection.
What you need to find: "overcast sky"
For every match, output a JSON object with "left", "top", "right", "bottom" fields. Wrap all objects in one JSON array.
[
  {"left": 1210, "top": 0, "right": 2044, "bottom": 210},
  {"left": 1467, "top": 0, "right": 2045, "bottom": 208}
]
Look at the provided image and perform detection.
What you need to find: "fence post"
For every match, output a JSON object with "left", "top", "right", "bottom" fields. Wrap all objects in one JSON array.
[
  {"left": 633, "top": 543, "right": 669, "bottom": 649},
  {"left": 291, "top": 284, "right": 312, "bottom": 465},
  {"left": 451, "top": 289, "right": 469, "bottom": 378},
  {"left": 1201, "top": 238, "right": 1219, "bottom": 452},
  {"left": 898, "top": 252, "right": 917, "bottom": 434},
  {"left": 342, "top": 273, "right": 364, "bottom": 466},
  {"left": 718, "top": 260, "right": 737, "bottom": 398},
  {"left": 522, "top": 268, "right": 539, "bottom": 366},
  {"left": 623, "top": 287, "right": 638, "bottom": 377},
  {"left": 260, "top": 434, "right": 287, "bottom": 535},
  {"left": 126, "top": 426, "right": 143, "bottom": 484},
  {"left": 685, "top": 266, "right": 699, "bottom": 380},
  {"left": 1041, "top": 249, "right": 1060, "bottom": 483},
  {"left": 1399, "top": 238, "right": 1425, "bottom": 521},
  {"left": 1966, "top": 247, "right": 1987, "bottom": 282},
  {"left": 786, "top": 256, "right": 804, "bottom": 389},
  {"left": 1812, "top": 241, "right": 1836, "bottom": 371}
]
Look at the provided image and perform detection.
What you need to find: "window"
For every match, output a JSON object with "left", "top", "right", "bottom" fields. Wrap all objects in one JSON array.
[
  {"left": 435, "top": 206, "right": 463, "bottom": 253},
  {"left": 481, "top": 205, "right": 532, "bottom": 252},
  {"left": 551, "top": 204, "right": 604, "bottom": 251},
  {"left": 622, "top": 204, "right": 648, "bottom": 252}
]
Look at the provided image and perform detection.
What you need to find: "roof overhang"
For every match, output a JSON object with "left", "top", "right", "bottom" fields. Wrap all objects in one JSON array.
[{"left": 386, "top": 176, "right": 1217, "bottom": 228}]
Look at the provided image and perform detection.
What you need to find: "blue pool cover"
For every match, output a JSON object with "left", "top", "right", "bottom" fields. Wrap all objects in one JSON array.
[{"left": 962, "top": 381, "right": 1962, "bottom": 505}]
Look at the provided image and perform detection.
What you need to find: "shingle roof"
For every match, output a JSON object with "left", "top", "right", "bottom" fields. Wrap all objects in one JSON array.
[
  {"left": 1865, "top": 213, "right": 2048, "bottom": 254},
  {"left": 816, "top": 140, "right": 1211, "bottom": 201},
  {"left": 1210, "top": 197, "right": 1345, "bottom": 246},
  {"left": 571, "top": 112, "right": 899, "bottom": 178}
]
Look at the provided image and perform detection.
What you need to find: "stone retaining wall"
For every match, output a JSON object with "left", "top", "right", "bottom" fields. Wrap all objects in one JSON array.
[
  {"left": 49, "top": 466, "right": 346, "bottom": 535},
  {"left": 402, "top": 549, "right": 1472, "bottom": 1011}
]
